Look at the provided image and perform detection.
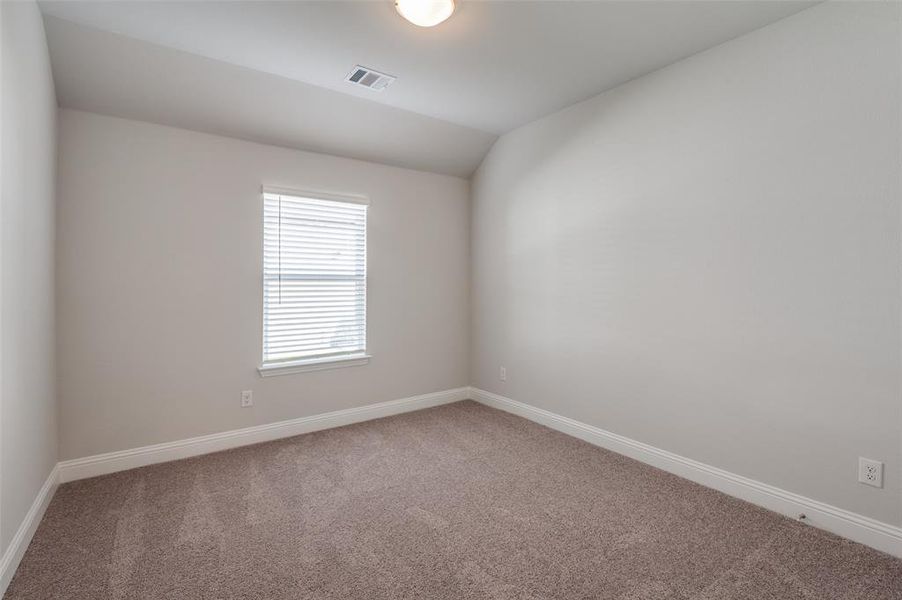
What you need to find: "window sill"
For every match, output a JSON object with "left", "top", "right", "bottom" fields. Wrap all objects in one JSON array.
[{"left": 257, "top": 354, "right": 371, "bottom": 377}]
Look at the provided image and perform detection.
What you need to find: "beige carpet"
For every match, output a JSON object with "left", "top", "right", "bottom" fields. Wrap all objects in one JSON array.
[{"left": 5, "top": 400, "right": 902, "bottom": 599}]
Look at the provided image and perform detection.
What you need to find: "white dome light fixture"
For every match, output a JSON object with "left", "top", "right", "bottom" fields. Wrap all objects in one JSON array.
[{"left": 395, "top": 0, "right": 455, "bottom": 27}]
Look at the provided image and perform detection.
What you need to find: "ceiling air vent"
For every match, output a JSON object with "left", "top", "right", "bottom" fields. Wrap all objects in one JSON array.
[{"left": 345, "top": 65, "right": 396, "bottom": 91}]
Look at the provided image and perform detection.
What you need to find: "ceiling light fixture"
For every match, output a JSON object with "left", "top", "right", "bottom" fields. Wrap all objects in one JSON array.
[{"left": 395, "top": 0, "right": 455, "bottom": 27}]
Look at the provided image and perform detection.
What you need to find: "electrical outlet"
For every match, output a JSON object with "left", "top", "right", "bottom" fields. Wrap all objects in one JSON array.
[
  {"left": 858, "top": 457, "right": 883, "bottom": 488},
  {"left": 241, "top": 390, "right": 254, "bottom": 408},
  {"left": 499, "top": 366, "right": 506, "bottom": 382}
]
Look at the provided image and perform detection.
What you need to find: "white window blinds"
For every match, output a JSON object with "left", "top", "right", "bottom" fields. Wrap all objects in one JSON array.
[{"left": 262, "top": 189, "right": 368, "bottom": 367}]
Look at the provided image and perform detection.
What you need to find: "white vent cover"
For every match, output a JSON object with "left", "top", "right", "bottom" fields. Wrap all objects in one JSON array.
[{"left": 345, "top": 65, "right": 396, "bottom": 91}]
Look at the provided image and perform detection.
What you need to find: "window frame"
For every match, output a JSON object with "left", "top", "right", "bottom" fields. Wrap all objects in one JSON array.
[{"left": 257, "top": 186, "right": 370, "bottom": 377}]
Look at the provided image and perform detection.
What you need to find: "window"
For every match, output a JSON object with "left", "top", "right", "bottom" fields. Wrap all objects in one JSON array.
[{"left": 259, "top": 188, "right": 369, "bottom": 375}]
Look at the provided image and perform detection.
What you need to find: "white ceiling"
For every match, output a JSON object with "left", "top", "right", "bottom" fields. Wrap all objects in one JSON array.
[
  {"left": 42, "top": 16, "right": 496, "bottom": 177},
  {"left": 40, "top": 0, "right": 818, "bottom": 176}
]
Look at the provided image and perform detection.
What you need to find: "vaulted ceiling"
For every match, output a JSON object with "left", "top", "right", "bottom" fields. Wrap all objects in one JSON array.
[{"left": 40, "top": 1, "right": 817, "bottom": 177}]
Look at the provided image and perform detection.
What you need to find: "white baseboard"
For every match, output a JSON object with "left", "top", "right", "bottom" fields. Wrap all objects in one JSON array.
[
  {"left": 59, "top": 387, "right": 470, "bottom": 483},
  {"left": 0, "top": 465, "right": 59, "bottom": 597},
  {"left": 469, "top": 387, "right": 902, "bottom": 558}
]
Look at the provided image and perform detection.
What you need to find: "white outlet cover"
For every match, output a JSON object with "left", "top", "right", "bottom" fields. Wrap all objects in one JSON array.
[
  {"left": 500, "top": 366, "right": 506, "bottom": 381},
  {"left": 241, "top": 390, "right": 253, "bottom": 407},
  {"left": 858, "top": 457, "right": 883, "bottom": 488}
]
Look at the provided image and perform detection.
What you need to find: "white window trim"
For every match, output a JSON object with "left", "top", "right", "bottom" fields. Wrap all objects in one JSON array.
[
  {"left": 257, "top": 353, "right": 371, "bottom": 377},
  {"left": 262, "top": 185, "right": 369, "bottom": 206},
  {"left": 258, "top": 185, "right": 370, "bottom": 377}
]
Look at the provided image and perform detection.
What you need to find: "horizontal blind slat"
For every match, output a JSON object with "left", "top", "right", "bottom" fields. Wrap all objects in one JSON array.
[
  {"left": 264, "top": 274, "right": 364, "bottom": 282},
  {"left": 265, "top": 334, "right": 365, "bottom": 348},
  {"left": 265, "top": 339, "right": 365, "bottom": 352},
  {"left": 263, "top": 205, "right": 366, "bottom": 218},
  {"left": 266, "top": 331, "right": 363, "bottom": 350},
  {"left": 264, "top": 348, "right": 364, "bottom": 359},
  {"left": 264, "top": 196, "right": 366, "bottom": 216},
  {"left": 264, "top": 307, "right": 365, "bottom": 317},
  {"left": 264, "top": 318, "right": 363, "bottom": 328},
  {"left": 264, "top": 327, "right": 364, "bottom": 338}
]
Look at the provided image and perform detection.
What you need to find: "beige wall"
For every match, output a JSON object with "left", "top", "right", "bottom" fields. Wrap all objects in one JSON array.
[
  {"left": 470, "top": 2, "right": 901, "bottom": 526},
  {"left": 56, "top": 109, "right": 470, "bottom": 460},
  {"left": 0, "top": 1, "right": 59, "bottom": 553}
]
